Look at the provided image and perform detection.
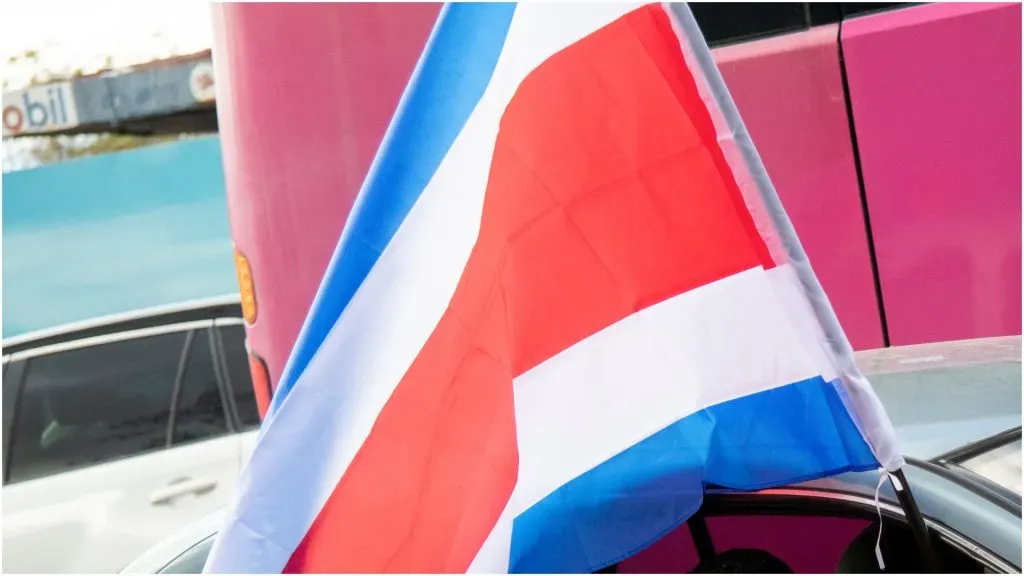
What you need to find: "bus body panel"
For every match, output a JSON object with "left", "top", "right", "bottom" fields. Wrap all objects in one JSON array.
[
  {"left": 841, "top": 2, "right": 1022, "bottom": 345},
  {"left": 211, "top": 2, "right": 440, "bottom": 386},
  {"left": 210, "top": 3, "right": 1021, "bottom": 395}
]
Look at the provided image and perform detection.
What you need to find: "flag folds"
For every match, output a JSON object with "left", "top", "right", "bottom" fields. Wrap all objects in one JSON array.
[{"left": 205, "top": 3, "right": 902, "bottom": 573}]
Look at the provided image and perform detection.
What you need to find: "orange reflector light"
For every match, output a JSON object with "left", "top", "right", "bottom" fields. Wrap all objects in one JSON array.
[
  {"left": 234, "top": 249, "right": 257, "bottom": 325},
  {"left": 248, "top": 351, "right": 272, "bottom": 420}
]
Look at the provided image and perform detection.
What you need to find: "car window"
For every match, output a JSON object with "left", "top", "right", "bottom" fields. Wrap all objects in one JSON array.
[
  {"left": 618, "top": 512, "right": 874, "bottom": 573},
  {"left": 687, "top": 3, "right": 911, "bottom": 48},
  {"left": 618, "top": 504, "right": 987, "bottom": 574},
  {"left": 3, "top": 360, "right": 24, "bottom": 483},
  {"left": 159, "top": 536, "right": 215, "bottom": 574},
  {"left": 218, "top": 324, "right": 260, "bottom": 429},
  {"left": 960, "top": 437, "right": 1022, "bottom": 495},
  {"left": 7, "top": 332, "right": 186, "bottom": 483},
  {"left": 171, "top": 329, "right": 229, "bottom": 445}
]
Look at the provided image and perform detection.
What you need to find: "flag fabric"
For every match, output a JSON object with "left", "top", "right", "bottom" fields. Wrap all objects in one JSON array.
[{"left": 205, "top": 3, "right": 903, "bottom": 573}]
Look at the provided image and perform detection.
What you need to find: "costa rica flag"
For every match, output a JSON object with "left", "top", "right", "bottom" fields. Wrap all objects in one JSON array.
[{"left": 206, "top": 3, "right": 902, "bottom": 573}]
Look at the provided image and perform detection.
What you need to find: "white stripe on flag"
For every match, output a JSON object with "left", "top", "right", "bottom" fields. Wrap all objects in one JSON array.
[{"left": 512, "top": 265, "right": 832, "bottom": 515}]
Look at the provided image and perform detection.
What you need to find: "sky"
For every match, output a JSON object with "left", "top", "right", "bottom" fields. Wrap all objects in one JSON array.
[{"left": 2, "top": 0, "right": 213, "bottom": 90}]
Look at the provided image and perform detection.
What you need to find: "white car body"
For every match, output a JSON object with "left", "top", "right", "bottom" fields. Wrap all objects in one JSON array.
[
  {"left": 2, "top": 297, "right": 263, "bottom": 573},
  {"left": 119, "top": 505, "right": 225, "bottom": 573},
  {"left": 4, "top": 432, "right": 256, "bottom": 574}
]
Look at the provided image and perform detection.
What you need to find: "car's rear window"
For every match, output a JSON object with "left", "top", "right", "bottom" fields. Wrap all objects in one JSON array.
[{"left": 960, "top": 437, "right": 1022, "bottom": 495}]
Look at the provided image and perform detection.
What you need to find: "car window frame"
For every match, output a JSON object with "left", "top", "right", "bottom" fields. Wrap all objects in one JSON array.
[
  {"left": 1, "top": 296, "right": 243, "bottom": 356},
  {"left": 3, "top": 319, "right": 222, "bottom": 484},
  {"left": 701, "top": 486, "right": 1017, "bottom": 574},
  {"left": 167, "top": 325, "right": 238, "bottom": 447},
  {"left": 2, "top": 358, "right": 27, "bottom": 485},
  {"left": 933, "top": 427, "right": 1023, "bottom": 513},
  {"left": 212, "top": 317, "right": 260, "bottom": 432}
]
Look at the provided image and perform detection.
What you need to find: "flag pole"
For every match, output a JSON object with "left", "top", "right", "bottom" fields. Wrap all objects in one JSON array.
[
  {"left": 667, "top": 3, "right": 940, "bottom": 571},
  {"left": 890, "top": 469, "right": 942, "bottom": 572}
]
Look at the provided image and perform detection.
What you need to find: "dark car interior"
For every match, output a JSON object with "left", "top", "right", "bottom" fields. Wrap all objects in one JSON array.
[{"left": 586, "top": 494, "right": 994, "bottom": 574}]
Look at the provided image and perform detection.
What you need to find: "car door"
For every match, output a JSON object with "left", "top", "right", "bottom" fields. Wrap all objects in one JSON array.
[{"left": 2, "top": 321, "right": 244, "bottom": 574}]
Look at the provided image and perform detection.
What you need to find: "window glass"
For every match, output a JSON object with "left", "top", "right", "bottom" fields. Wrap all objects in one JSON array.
[
  {"left": 706, "top": 514, "right": 868, "bottom": 573},
  {"left": 172, "top": 329, "right": 229, "bottom": 445},
  {"left": 960, "top": 437, "right": 1022, "bottom": 495},
  {"left": 8, "top": 332, "right": 185, "bottom": 483},
  {"left": 839, "top": 3, "right": 914, "bottom": 19},
  {"left": 804, "top": 3, "right": 913, "bottom": 26},
  {"left": 694, "top": 512, "right": 978, "bottom": 574},
  {"left": 687, "top": 3, "right": 915, "bottom": 47},
  {"left": 218, "top": 324, "right": 260, "bottom": 428},
  {"left": 690, "top": 3, "right": 809, "bottom": 47}
]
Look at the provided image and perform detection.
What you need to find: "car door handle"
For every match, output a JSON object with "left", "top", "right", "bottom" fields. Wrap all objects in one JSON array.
[{"left": 150, "top": 477, "right": 218, "bottom": 505}]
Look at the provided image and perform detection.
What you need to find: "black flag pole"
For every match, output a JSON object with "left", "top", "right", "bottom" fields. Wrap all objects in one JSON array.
[
  {"left": 890, "top": 469, "right": 942, "bottom": 572},
  {"left": 668, "top": 2, "right": 942, "bottom": 571}
]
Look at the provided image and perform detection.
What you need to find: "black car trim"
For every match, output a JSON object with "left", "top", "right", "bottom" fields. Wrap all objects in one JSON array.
[
  {"left": 208, "top": 325, "right": 239, "bottom": 434},
  {"left": 166, "top": 330, "right": 197, "bottom": 448},
  {"left": 933, "top": 426, "right": 1022, "bottom": 466},
  {"left": 942, "top": 461, "right": 1022, "bottom": 514},
  {"left": 212, "top": 321, "right": 259, "bottom": 431},
  {"left": 2, "top": 360, "right": 28, "bottom": 485},
  {"left": 910, "top": 456, "right": 1022, "bottom": 518}
]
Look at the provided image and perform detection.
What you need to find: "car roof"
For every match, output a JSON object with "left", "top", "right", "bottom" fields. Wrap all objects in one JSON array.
[
  {"left": 1, "top": 294, "right": 243, "bottom": 356},
  {"left": 854, "top": 335, "right": 1022, "bottom": 460}
]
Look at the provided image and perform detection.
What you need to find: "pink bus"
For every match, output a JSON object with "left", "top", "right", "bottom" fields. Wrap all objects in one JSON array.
[{"left": 210, "top": 2, "right": 1021, "bottom": 416}]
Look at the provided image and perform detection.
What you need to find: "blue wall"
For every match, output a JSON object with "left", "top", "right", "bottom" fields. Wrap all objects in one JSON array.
[{"left": 2, "top": 136, "right": 237, "bottom": 338}]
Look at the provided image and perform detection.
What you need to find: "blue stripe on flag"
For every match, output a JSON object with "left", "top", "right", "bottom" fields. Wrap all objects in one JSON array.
[
  {"left": 270, "top": 3, "right": 517, "bottom": 416},
  {"left": 508, "top": 376, "right": 879, "bottom": 573}
]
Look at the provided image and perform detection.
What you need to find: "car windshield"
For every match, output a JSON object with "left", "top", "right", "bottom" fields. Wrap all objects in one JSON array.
[
  {"left": 855, "top": 337, "right": 1022, "bottom": 460},
  {"left": 959, "top": 437, "right": 1022, "bottom": 495}
]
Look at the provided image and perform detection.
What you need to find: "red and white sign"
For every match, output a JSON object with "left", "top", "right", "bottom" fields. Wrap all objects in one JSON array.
[{"left": 189, "top": 62, "right": 216, "bottom": 103}]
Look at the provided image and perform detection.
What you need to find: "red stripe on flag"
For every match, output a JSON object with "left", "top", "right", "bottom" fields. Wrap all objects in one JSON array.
[{"left": 285, "top": 5, "right": 772, "bottom": 572}]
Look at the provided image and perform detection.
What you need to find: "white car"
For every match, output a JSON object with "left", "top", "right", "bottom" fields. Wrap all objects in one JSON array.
[{"left": 2, "top": 296, "right": 263, "bottom": 574}]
